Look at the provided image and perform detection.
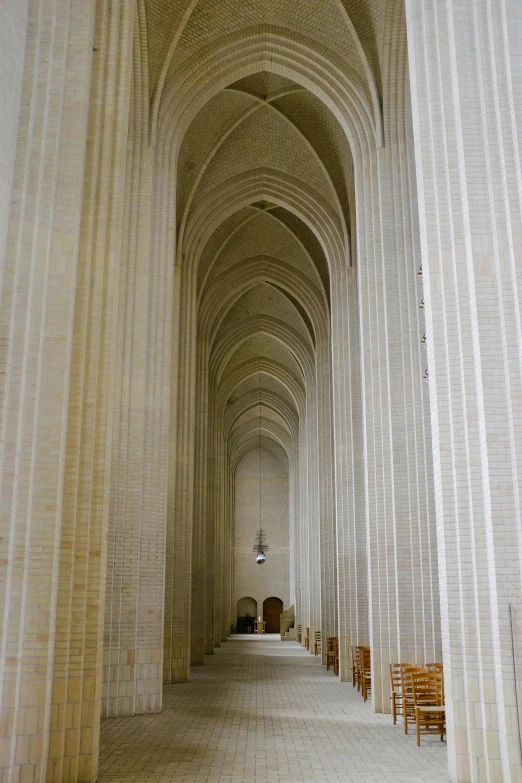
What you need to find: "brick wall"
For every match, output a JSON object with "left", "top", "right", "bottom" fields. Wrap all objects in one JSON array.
[{"left": 233, "top": 447, "right": 290, "bottom": 617}]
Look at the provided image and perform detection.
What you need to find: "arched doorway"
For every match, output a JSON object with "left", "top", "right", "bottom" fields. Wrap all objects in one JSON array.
[
  {"left": 237, "top": 596, "right": 257, "bottom": 633},
  {"left": 263, "top": 597, "right": 284, "bottom": 634}
]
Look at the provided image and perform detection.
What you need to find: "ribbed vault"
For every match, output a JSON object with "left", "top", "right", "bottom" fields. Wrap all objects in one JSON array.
[
  {"left": 5, "top": 1, "right": 521, "bottom": 780},
  {"left": 104, "top": 0, "right": 439, "bottom": 740},
  {"left": 146, "top": 0, "right": 436, "bottom": 691}
]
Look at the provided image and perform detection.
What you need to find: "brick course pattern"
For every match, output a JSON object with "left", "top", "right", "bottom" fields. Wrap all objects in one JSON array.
[
  {"left": 0, "top": 1, "right": 519, "bottom": 782},
  {"left": 98, "top": 637, "right": 449, "bottom": 782}
]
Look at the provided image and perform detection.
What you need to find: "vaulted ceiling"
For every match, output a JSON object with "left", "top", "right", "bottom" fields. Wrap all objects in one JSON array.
[{"left": 141, "top": 0, "right": 391, "bottom": 471}]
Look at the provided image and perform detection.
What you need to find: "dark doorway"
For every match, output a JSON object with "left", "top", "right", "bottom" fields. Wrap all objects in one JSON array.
[
  {"left": 263, "top": 596, "right": 284, "bottom": 634},
  {"left": 236, "top": 596, "right": 257, "bottom": 633}
]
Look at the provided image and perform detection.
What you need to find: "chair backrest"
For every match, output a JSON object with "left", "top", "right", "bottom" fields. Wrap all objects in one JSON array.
[
  {"left": 401, "top": 666, "right": 425, "bottom": 698},
  {"left": 357, "top": 646, "right": 371, "bottom": 674},
  {"left": 424, "top": 664, "right": 444, "bottom": 701},
  {"left": 389, "top": 663, "right": 416, "bottom": 693},
  {"left": 410, "top": 669, "right": 444, "bottom": 706}
]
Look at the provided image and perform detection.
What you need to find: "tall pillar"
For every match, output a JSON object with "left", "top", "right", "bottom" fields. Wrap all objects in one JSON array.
[
  {"left": 317, "top": 341, "right": 337, "bottom": 663},
  {"left": 0, "top": 0, "right": 29, "bottom": 266},
  {"left": 102, "top": 19, "right": 171, "bottom": 715},
  {"left": 0, "top": 0, "right": 134, "bottom": 779},
  {"left": 163, "top": 274, "right": 196, "bottom": 682},
  {"left": 333, "top": 263, "right": 368, "bottom": 681},
  {"left": 191, "top": 348, "right": 208, "bottom": 664},
  {"left": 0, "top": 2, "right": 97, "bottom": 780},
  {"left": 204, "top": 394, "right": 217, "bottom": 655},
  {"left": 49, "top": 1, "right": 134, "bottom": 777},
  {"left": 406, "top": 0, "right": 522, "bottom": 779},
  {"left": 357, "top": 12, "right": 440, "bottom": 711}
]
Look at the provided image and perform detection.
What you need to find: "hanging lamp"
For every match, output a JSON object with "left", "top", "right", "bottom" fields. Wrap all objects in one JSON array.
[{"left": 253, "top": 278, "right": 269, "bottom": 565}]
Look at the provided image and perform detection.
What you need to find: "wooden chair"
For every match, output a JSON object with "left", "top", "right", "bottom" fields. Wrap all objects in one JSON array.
[
  {"left": 357, "top": 646, "right": 371, "bottom": 701},
  {"left": 401, "top": 665, "right": 425, "bottom": 733},
  {"left": 389, "top": 663, "right": 416, "bottom": 725},
  {"left": 326, "top": 637, "right": 338, "bottom": 673},
  {"left": 351, "top": 647, "right": 357, "bottom": 687},
  {"left": 410, "top": 669, "right": 445, "bottom": 746},
  {"left": 314, "top": 631, "right": 322, "bottom": 656},
  {"left": 304, "top": 627, "right": 310, "bottom": 650},
  {"left": 354, "top": 646, "right": 370, "bottom": 694}
]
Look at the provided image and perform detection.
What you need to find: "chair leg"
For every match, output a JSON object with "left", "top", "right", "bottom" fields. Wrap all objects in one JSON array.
[
  {"left": 416, "top": 709, "right": 420, "bottom": 747},
  {"left": 392, "top": 694, "right": 396, "bottom": 725}
]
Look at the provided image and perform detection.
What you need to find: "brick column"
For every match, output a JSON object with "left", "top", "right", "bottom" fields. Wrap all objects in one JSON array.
[
  {"left": 0, "top": 2, "right": 97, "bottom": 780},
  {"left": 163, "top": 271, "right": 196, "bottom": 683},
  {"left": 50, "top": 1, "right": 134, "bottom": 778},
  {"left": 0, "top": 0, "right": 29, "bottom": 268},
  {"left": 406, "top": 0, "right": 522, "bottom": 779},
  {"left": 332, "top": 263, "right": 368, "bottom": 681},
  {"left": 102, "top": 109, "right": 171, "bottom": 714},
  {"left": 357, "top": 19, "right": 440, "bottom": 711},
  {"left": 0, "top": 0, "right": 135, "bottom": 779}
]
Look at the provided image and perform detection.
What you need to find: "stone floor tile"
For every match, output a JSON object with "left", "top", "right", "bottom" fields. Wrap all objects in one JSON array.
[{"left": 98, "top": 636, "right": 449, "bottom": 782}]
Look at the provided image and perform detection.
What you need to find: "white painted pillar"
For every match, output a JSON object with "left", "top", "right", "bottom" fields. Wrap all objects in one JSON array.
[
  {"left": 406, "top": 0, "right": 522, "bottom": 779},
  {"left": 357, "top": 30, "right": 440, "bottom": 709}
]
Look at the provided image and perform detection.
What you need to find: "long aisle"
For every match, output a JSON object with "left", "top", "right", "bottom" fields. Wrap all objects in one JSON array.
[{"left": 99, "top": 636, "right": 449, "bottom": 782}]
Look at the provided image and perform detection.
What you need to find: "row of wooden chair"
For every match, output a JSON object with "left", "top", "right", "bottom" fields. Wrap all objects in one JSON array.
[
  {"left": 351, "top": 646, "right": 371, "bottom": 701},
  {"left": 326, "top": 637, "right": 339, "bottom": 675},
  {"left": 301, "top": 633, "right": 443, "bottom": 747},
  {"left": 390, "top": 662, "right": 445, "bottom": 746},
  {"left": 301, "top": 628, "right": 340, "bottom": 677},
  {"left": 301, "top": 627, "right": 319, "bottom": 655}
]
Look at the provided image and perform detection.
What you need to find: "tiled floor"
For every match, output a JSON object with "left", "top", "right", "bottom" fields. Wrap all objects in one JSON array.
[{"left": 98, "top": 636, "right": 449, "bottom": 782}]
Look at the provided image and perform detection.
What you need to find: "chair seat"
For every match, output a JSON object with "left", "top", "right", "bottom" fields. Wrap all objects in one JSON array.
[{"left": 416, "top": 705, "right": 445, "bottom": 713}]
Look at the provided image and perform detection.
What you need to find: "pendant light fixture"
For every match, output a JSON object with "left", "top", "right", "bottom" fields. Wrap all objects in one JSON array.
[
  {"left": 253, "top": 369, "right": 268, "bottom": 564},
  {"left": 253, "top": 265, "right": 269, "bottom": 565}
]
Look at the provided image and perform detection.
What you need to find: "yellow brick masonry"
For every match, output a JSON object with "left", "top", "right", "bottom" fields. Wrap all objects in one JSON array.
[
  {"left": 0, "top": 1, "right": 97, "bottom": 781},
  {"left": 1, "top": 2, "right": 522, "bottom": 783},
  {"left": 102, "top": 27, "right": 169, "bottom": 714},
  {"left": 49, "top": 3, "right": 135, "bottom": 780},
  {"left": 406, "top": 0, "right": 522, "bottom": 778},
  {"left": 0, "top": 1, "right": 134, "bottom": 781}
]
